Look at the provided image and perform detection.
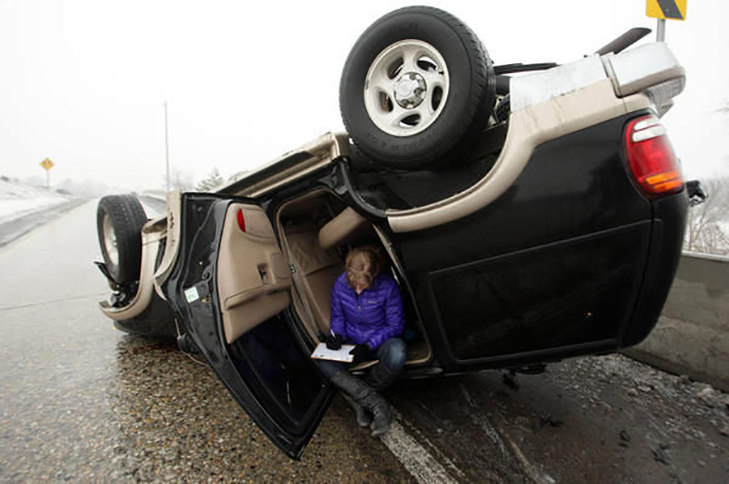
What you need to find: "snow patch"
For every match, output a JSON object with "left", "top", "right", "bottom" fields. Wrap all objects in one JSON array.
[{"left": 0, "top": 179, "right": 72, "bottom": 224}]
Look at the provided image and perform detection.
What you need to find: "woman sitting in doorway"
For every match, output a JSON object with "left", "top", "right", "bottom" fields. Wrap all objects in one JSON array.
[{"left": 317, "top": 246, "right": 406, "bottom": 436}]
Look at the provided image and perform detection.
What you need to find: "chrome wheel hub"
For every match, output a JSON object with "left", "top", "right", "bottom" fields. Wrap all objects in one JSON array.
[{"left": 394, "top": 72, "right": 427, "bottom": 109}]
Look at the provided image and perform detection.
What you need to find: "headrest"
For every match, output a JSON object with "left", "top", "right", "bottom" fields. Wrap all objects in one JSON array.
[{"left": 318, "top": 207, "right": 370, "bottom": 250}]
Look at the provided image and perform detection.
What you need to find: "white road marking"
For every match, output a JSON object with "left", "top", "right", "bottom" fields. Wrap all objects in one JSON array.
[
  {"left": 380, "top": 420, "right": 457, "bottom": 484},
  {"left": 459, "top": 384, "right": 556, "bottom": 484},
  {"left": 500, "top": 434, "right": 556, "bottom": 484},
  {"left": 396, "top": 414, "right": 467, "bottom": 481}
]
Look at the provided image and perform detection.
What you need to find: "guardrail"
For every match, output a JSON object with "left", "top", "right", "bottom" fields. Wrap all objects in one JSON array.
[{"left": 625, "top": 252, "right": 729, "bottom": 392}]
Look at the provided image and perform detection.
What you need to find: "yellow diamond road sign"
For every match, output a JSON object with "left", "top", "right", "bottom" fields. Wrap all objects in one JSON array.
[
  {"left": 647, "top": 0, "right": 687, "bottom": 21},
  {"left": 40, "top": 158, "right": 55, "bottom": 171}
]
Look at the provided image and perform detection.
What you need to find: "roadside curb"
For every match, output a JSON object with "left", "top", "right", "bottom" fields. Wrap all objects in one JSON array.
[
  {"left": 623, "top": 253, "right": 729, "bottom": 393},
  {"left": 623, "top": 347, "right": 729, "bottom": 393}
]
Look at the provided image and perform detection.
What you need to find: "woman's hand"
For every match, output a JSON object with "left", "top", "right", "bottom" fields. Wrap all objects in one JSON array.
[
  {"left": 326, "top": 333, "right": 343, "bottom": 350},
  {"left": 349, "top": 344, "right": 372, "bottom": 364}
]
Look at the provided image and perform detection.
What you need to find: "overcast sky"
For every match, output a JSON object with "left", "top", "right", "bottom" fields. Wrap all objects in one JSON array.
[{"left": 0, "top": 0, "right": 727, "bottom": 192}]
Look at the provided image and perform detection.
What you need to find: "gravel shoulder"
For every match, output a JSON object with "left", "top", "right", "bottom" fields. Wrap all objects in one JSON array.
[{"left": 387, "top": 354, "right": 729, "bottom": 483}]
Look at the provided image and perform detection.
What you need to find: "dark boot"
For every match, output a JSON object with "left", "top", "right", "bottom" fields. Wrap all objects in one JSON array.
[
  {"left": 330, "top": 370, "right": 392, "bottom": 437},
  {"left": 365, "top": 362, "right": 399, "bottom": 390},
  {"left": 343, "top": 395, "right": 373, "bottom": 428}
]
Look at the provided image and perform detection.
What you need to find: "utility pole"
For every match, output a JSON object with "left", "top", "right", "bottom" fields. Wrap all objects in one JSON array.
[{"left": 164, "top": 101, "right": 170, "bottom": 191}]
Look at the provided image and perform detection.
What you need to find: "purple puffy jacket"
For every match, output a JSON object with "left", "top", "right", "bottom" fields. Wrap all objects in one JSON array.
[{"left": 330, "top": 272, "right": 404, "bottom": 351}]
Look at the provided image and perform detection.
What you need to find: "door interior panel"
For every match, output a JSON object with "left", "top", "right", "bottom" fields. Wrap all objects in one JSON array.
[
  {"left": 164, "top": 194, "right": 331, "bottom": 459},
  {"left": 218, "top": 203, "right": 292, "bottom": 343}
]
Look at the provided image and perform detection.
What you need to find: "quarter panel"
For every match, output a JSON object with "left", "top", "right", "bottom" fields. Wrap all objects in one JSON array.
[
  {"left": 389, "top": 114, "right": 655, "bottom": 370},
  {"left": 430, "top": 222, "right": 650, "bottom": 361}
]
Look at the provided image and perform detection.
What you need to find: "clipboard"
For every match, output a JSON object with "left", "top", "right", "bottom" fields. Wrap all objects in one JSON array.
[{"left": 310, "top": 342, "right": 355, "bottom": 362}]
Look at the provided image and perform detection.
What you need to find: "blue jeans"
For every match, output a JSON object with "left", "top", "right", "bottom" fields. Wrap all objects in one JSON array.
[{"left": 317, "top": 338, "right": 407, "bottom": 382}]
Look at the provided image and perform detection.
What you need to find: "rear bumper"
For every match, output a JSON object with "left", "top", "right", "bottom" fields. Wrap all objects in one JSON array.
[{"left": 622, "top": 190, "right": 688, "bottom": 347}]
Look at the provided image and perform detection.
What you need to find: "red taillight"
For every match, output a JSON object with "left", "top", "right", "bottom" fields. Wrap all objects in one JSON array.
[
  {"left": 236, "top": 208, "right": 246, "bottom": 232},
  {"left": 624, "top": 115, "right": 683, "bottom": 199}
]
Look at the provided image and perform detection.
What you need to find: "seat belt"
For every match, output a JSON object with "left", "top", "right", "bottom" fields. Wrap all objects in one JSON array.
[{"left": 280, "top": 234, "right": 327, "bottom": 342}]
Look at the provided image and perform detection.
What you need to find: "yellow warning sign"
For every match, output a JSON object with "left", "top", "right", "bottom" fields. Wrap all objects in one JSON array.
[
  {"left": 40, "top": 158, "right": 55, "bottom": 171},
  {"left": 647, "top": 0, "right": 687, "bottom": 21}
]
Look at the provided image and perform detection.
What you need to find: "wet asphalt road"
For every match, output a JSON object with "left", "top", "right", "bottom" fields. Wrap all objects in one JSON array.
[
  {"left": 0, "top": 201, "right": 412, "bottom": 483},
  {"left": 1, "top": 200, "right": 727, "bottom": 483}
]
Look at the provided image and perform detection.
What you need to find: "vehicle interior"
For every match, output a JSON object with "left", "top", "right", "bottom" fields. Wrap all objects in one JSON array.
[{"left": 275, "top": 190, "right": 432, "bottom": 369}]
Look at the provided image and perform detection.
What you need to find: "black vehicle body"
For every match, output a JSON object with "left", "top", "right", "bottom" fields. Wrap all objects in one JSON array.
[
  {"left": 156, "top": 112, "right": 686, "bottom": 457},
  {"left": 95, "top": 7, "right": 689, "bottom": 459}
]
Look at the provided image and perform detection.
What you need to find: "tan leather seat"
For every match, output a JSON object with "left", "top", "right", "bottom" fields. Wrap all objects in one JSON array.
[
  {"left": 318, "top": 207, "right": 370, "bottom": 250},
  {"left": 287, "top": 208, "right": 375, "bottom": 336},
  {"left": 286, "top": 222, "right": 343, "bottom": 335}
]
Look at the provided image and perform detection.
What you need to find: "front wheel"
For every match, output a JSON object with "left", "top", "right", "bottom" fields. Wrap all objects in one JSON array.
[
  {"left": 96, "top": 194, "right": 147, "bottom": 284},
  {"left": 340, "top": 6, "right": 496, "bottom": 169}
]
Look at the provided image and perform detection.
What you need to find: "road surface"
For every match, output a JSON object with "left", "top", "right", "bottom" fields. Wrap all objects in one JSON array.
[{"left": 1, "top": 200, "right": 726, "bottom": 482}]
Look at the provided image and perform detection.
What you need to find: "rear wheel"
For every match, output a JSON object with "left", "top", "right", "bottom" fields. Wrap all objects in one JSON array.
[
  {"left": 96, "top": 194, "right": 147, "bottom": 284},
  {"left": 340, "top": 6, "right": 496, "bottom": 169}
]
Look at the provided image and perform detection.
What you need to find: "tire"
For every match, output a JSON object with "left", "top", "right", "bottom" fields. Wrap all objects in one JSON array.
[
  {"left": 340, "top": 6, "right": 496, "bottom": 169},
  {"left": 97, "top": 194, "right": 147, "bottom": 284}
]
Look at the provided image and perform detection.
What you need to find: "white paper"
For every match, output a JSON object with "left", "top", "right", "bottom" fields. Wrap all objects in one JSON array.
[{"left": 310, "top": 342, "right": 355, "bottom": 362}]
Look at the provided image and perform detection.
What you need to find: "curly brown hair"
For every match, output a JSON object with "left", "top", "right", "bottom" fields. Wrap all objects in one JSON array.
[{"left": 345, "top": 247, "right": 380, "bottom": 289}]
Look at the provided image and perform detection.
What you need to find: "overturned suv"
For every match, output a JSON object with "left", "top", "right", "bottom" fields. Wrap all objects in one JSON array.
[{"left": 95, "top": 7, "right": 688, "bottom": 458}]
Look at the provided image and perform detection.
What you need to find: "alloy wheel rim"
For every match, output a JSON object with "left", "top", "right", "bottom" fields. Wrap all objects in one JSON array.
[{"left": 364, "top": 39, "right": 450, "bottom": 137}]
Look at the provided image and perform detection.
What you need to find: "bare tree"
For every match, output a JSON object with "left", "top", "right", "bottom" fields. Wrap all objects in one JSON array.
[
  {"left": 167, "top": 168, "right": 195, "bottom": 192},
  {"left": 684, "top": 177, "right": 729, "bottom": 255},
  {"left": 196, "top": 168, "right": 225, "bottom": 192}
]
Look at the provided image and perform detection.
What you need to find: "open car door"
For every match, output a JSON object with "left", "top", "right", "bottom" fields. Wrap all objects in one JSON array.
[{"left": 162, "top": 193, "right": 333, "bottom": 459}]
